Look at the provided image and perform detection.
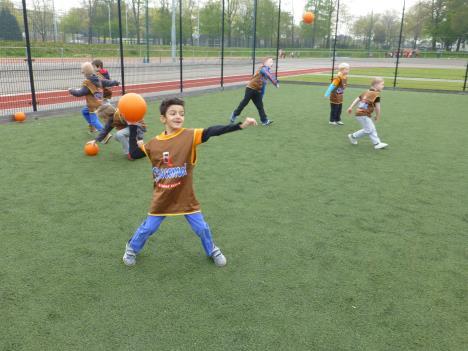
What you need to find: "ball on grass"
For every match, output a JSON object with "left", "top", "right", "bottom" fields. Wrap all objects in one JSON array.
[
  {"left": 84, "top": 143, "right": 99, "bottom": 156},
  {"left": 14, "top": 112, "right": 26, "bottom": 122}
]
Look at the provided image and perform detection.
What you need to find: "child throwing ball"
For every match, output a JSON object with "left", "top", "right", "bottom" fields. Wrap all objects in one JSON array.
[
  {"left": 230, "top": 57, "right": 279, "bottom": 126},
  {"left": 347, "top": 77, "right": 388, "bottom": 150},
  {"left": 123, "top": 97, "right": 257, "bottom": 267}
]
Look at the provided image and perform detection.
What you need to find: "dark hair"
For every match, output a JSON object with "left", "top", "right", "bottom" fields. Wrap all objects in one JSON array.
[
  {"left": 159, "top": 97, "right": 184, "bottom": 115},
  {"left": 92, "top": 59, "right": 103, "bottom": 68}
]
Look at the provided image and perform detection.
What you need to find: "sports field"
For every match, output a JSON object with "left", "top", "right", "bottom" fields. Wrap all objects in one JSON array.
[
  {"left": 1, "top": 85, "right": 467, "bottom": 350},
  {"left": 286, "top": 67, "right": 466, "bottom": 91}
]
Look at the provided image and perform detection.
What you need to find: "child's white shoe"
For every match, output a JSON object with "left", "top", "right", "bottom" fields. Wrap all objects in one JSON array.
[
  {"left": 374, "top": 142, "right": 388, "bottom": 149},
  {"left": 348, "top": 134, "right": 358, "bottom": 145},
  {"left": 123, "top": 243, "right": 137, "bottom": 266},
  {"left": 329, "top": 121, "right": 337, "bottom": 125},
  {"left": 211, "top": 246, "right": 227, "bottom": 267},
  {"left": 337, "top": 121, "right": 344, "bottom": 125}
]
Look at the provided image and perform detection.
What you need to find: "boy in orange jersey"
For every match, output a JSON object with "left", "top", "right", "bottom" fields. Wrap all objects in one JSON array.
[
  {"left": 347, "top": 77, "right": 388, "bottom": 150},
  {"left": 68, "top": 62, "right": 119, "bottom": 133},
  {"left": 230, "top": 57, "right": 279, "bottom": 126},
  {"left": 123, "top": 97, "right": 257, "bottom": 267},
  {"left": 324, "top": 62, "right": 350, "bottom": 125}
]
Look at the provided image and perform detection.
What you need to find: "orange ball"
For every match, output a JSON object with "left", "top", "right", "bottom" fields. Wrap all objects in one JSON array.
[
  {"left": 303, "top": 11, "right": 315, "bottom": 25},
  {"left": 117, "top": 93, "right": 147, "bottom": 123},
  {"left": 84, "top": 143, "right": 99, "bottom": 156},
  {"left": 14, "top": 112, "right": 26, "bottom": 122}
]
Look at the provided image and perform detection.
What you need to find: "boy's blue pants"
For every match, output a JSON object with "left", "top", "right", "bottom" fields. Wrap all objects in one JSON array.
[
  {"left": 81, "top": 106, "right": 103, "bottom": 131},
  {"left": 128, "top": 212, "right": 215, "bottom": 256}
]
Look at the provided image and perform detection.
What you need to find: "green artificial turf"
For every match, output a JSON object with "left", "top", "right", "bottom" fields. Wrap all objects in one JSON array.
[
  {"left": 286, "top": 67, "right": 466, "bottom": 91},
  {"left": 0, "top": 85, "right": 467, "bottom": 350}
]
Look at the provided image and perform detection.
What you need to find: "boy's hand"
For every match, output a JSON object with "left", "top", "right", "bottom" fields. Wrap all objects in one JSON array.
[
  {"left": 137, "top": 140, "right": 144, "bottom": 147},
  {"left": 86, "top": 140, "right": 96, "bottom": 145},
  {"left": 68, "top": 88, "right": 73, "bottom": 94},
  {"left": 240, "top": 117, "right": 258, "bottom": 129},
  {"left": 276, "top": 83, "right": 280, "bottom": 88},
  {"left": 347, "top": 107, "right": 353, "bottom": 114},
  {"left": 374, "top": 116, "right": 380, "bottom": 122}
]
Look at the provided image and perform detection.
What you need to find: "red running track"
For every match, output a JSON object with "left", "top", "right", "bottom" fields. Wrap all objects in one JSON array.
[{"left": 0, "top": 68, "right": 327, "bottom": 111}]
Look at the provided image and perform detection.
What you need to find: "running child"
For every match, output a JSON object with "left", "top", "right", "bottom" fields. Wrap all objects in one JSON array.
[
  {"left": 324, "top": 62, "right": 350, "bottom": 125},
  {"left": 123, "top": 97, "right": 257, "bottom": 267},
  {"left": 347, "top": 77, "right": 388, "bottom": 149},
  {"left": 92, "top": 59, "right": 114, "bottom": 100},
  {"left": 230, "top": 57, "right": 279, "bottom": 126},
  {"left": 86, "top": 102, "right": 146, "bottom": 155},
  {"left": 68, "top": 62, "right": 119, "bottom": 133}
]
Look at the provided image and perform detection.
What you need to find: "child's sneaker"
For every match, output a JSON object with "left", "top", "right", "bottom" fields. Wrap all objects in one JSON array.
[
  {"left": 337, "top": 121, "right": 344, "bottom": 125},
  {"left": 329, "top": 121, "right": 337, "bottom": 125},
  {"left": 211, "top": 246, "right": 227, "bottom": 267},
  {"left": 374, "top": 142, "right": 388, "bottom": 149},
  {"left": 101, "top": 133, "right": 113, "bottom": 144},
  {"left": 123, "top": 243, "right": 137, "bottom": 266},
  {"left": 348, "top": 133, "right": 358, "bottom": 145},
  {"left": 262, "top": 120, "right": 274, "bottom": 126},
  {"left": 229, "top": 112, "right": 237, "bottom": 124}
]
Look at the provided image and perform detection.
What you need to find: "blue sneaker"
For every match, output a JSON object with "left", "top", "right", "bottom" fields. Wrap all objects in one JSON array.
[
  {"left": 261, "top": 119, "right": 274, "bottom": 126},
  {"left": 229, "top": 112, "right": 237, "bottom": 124}
]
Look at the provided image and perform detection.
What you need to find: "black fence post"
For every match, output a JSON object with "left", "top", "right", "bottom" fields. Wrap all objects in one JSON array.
[
  {"left": 331, "top": 0, "right": 340, "bottom": 80},
  {"left": 463, "top": 62, "right": 468, "bottom": 92},
  {"left": 393, "top": 0, "right": 406, "bottom": 89},
  {"left": 275, "top": 0, "right": 281, "bottom": 77},
  {"left": 221, "top": 0, "right": 225, "bottom": 89},
  {"left": 179, "top": 0, "right": 183, "bottom": 93},
  {"left": 252, "top": 0, "right": 258, "bottom": 75},
  {"left": 21, "top": 0, "right": 37, "bottom": 111},
  {"left": 117, "top": 0, "right": 126, "bottom": 94}
]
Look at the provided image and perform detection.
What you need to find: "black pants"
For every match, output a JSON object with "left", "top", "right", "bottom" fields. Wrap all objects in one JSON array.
[
  {"left": 233, "top": 87, "right": 268, "bottom": 123},
  {"left": 330, "top": 103, "right": 342, "bottom": 122}
]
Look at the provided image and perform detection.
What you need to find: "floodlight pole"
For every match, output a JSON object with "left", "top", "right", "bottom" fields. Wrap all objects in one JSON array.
[
  {"left": 275, "top": 0, "right": 281, "bottom": 77},
  {"left": 252, "top": 0, "right": 258, "bottom": 75},
  {"left": 221, "top": 0, "right": 225, "bottom": 88},
  {"left": 179, "top": 0, "right": 183, "bottom": 93},
  {"left": 144, "top": 0, "right": 150, "bottom": 63},
  {"left": 394, "top": 0, "right": 406, "bottom": 88},
  {"left": 117, "top": 0, "right": 126, "bottom": 94},
  {"left": 331, "top": 0, "right": 340, "bottom": 80},
  {"left": 21, "top": 0, "right": 37, "bottom": 111}
]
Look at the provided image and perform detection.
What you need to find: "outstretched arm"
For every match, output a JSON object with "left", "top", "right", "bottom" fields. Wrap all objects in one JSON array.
[
  {"left": 101, "top": 79, "right": 120, "bottom": 88},
  {"left": 347, "top": 97, "right": 360, "bottom": 114},
  {"left": 324, "top": 82, "right": 337, "bottom": 97},
  {"left": 260, "top": 67, "right": 279, "bottom": 87},
  {"left": 201, "top": 118, "right": 257, "bottom": 143},
  {"left": 128, "top": 124, "right": 146, "bottom": 160},
  {"left": 68, "top": 86, "right": 90, "bottom": 97}
]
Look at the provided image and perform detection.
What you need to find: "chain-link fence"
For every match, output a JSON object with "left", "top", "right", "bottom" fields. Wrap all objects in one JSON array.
[{"left": 1, "top": 0, "right": 467, "bottom": 118}]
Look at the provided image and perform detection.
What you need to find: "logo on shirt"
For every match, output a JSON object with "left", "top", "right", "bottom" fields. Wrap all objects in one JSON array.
[
  {"left": 162, "top": 151, "right": 173, "bottom": 166},
  {"left": 152, "top": 163, "right": 187, "bottom": 183}
]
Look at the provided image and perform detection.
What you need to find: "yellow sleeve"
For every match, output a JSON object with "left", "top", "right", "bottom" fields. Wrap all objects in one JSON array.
[
  {"left": 194, "top": 128, "right": 204, "bottom": 146},
  {"left": 191, "top": 129, "right": 204, "bottom": 165},
  {"left": 332, "top": 76, "right": 341, "bottom": 86}
]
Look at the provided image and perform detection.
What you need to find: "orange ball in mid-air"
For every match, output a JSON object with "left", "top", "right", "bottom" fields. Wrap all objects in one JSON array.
[
  {"left": 303, "top": 11, "right": 315, "bottom": 25},
  {"left": 84, "top": 143, "right": 99, "bottom": 156},
  {"left": 117, "top": 93, "right": 147, "bottom": 123},
  {"left": 14, "top": 112, "right": 26, "bottom": 122}
]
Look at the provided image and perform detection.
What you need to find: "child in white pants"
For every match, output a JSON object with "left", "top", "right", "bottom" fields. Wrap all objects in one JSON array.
[{"left": 347, "top": 77, "right": 388, "bottom": 150}]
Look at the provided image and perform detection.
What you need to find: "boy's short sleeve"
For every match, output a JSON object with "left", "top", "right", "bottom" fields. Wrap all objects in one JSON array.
[
  {"left": 193, "top": 128, "right": 204, "bottom": 146},
  {"left": 332, "top": 76, "right": 341, "bottom": 86}
]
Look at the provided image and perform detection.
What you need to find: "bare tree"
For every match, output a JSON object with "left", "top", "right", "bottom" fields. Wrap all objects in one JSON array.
[
  {"left": 30, "top": 0, "right": 54, "bottom": 41},
  {"left": 130, "top": 0, "right": 143, "bottom": 44},
  {"left": 226, "top": 0, "right": 240, "bottom": 46}
]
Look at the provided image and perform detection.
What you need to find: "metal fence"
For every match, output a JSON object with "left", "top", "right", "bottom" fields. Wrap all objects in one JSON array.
[{"left": 1, "top": 0, "right": 467, "bottom": 119}]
